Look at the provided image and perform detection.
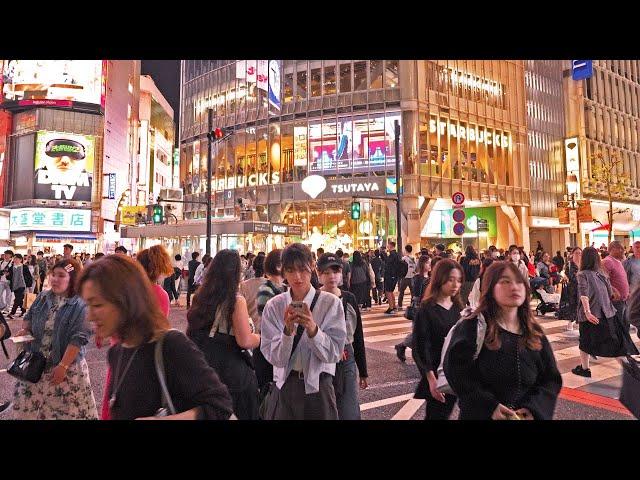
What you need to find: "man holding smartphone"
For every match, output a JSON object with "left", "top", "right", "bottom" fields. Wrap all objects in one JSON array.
[{"left": 261, "top": 243, "right": 346, "bottom": 420}]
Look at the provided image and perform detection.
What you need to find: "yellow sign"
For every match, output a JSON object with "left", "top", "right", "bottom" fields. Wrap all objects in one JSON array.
[{"left": 120, "top": 206, "right": 147, "bottom": 225}]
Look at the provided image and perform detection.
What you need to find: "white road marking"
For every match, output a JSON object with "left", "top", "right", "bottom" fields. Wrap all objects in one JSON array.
[
  {"left": 391, "top": 399, "right": 425, "bottom": 420},
  {"left": 362, "top": 317, "right": 410, "bottom": 326},
  {"left": 363, "top": 323, "right": 414, "bottom": 334},
  {"left": 360, "top": 393, "right": 415, "bottom": 411}
]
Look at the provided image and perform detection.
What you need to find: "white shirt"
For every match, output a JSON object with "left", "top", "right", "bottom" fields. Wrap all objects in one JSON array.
[
  {"left": 194, "top": 262, "right": 206, "bottom": 284},
  {"left": 260, "top": 285, "right": 346, "bottom": 394},
  {"left": 0, "top": 260, "right": 11, "bottom": 284},
  {"left": 402, "top": 255, "right": 417, "bottom": 279}
]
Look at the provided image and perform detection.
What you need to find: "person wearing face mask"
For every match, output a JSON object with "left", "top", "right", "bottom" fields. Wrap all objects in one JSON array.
[{"left": 508, "top": 245, "right": 529, "bottom": 282}]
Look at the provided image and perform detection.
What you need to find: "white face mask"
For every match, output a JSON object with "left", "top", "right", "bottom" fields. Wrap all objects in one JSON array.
[
  {"left": 492, "top": 251, "right": 499, "bottom": 259},
  {"left": 511, "top": 253, "right": 520, "bottom": 262}
]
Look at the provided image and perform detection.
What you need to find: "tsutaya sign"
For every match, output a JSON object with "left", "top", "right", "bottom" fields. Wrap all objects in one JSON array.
[
  {"left": 429, "top": 118, "right": 511, "bottom": 148},
  {"left": 215, "top": 172, "right": 280, "bottom": 191},
  {"left": 298, "top": 175, "right": 389, "bottom": 200}
]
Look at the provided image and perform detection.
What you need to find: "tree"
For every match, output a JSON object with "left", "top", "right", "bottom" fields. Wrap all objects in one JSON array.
[{"left": 591, "top": 151, "right": 630, "bottom": 245}]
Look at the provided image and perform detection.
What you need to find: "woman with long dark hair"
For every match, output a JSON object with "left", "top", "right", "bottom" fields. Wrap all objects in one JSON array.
[
  {"left": 79, "top": 255, "right": 233, "bottom": 420},
  {"left": 412, "top": 259, "right": 464, "bottom": 420},
  {"left": 459, "top": 245, "right": 480, "bottom": 305},
  {"left": 467, "top": 257, "right": 495, "bottom": 309},
  {"left": 349, "top": 251, "right": 369, "bottom": 308},
  {"left": 444, "top": 262, "right": 562, "bottom": 420},
  {"left": 571, "top": 247, "right": 638, "bottom": 377},
  {"left": 559, "top": 247, "right": 581, "bottom": 330},
  {"left": 187, "top": 249, "right": 261, "bottom": 419}
]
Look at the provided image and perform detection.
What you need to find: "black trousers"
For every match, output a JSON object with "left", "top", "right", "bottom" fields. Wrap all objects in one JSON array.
[
  {"left": 398, "top": 277, "right": 413, "bottom": 308},
  {"left": 275, "top": 371, "right": 338, "bottom": 420},
  {"left": 186, "top": 280, "right": 195, "bottom": 307},
  {"left": 163, "top": 276, "right": 179, "bottom": 302},
  {"left": 425, "top": 393, "right": 456, "bottom": 420},
  {"left": 10, "top": 288, "right": 25, "bottom": 315}
]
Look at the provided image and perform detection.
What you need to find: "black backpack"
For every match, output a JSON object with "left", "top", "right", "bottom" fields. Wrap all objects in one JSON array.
[
  {"left": 23, "top": 266, "right": 33, "bottom": 288},
  {"left": 396, "top": 258, "right": 409, "bottom": 278}
]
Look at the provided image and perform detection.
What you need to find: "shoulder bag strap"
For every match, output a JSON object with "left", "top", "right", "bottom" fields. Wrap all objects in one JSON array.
[
  {"left": 289, "top": 290, "right": 321, "bottom": 359},
  {"left": 155, "top": 329, "right": 178, "bottom": 415}
]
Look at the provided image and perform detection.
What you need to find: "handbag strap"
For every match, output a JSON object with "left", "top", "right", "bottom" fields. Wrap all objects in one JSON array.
[
  {"left": 154, "top": 329, "right": 178, "bottom": 415},
  {"left": 289, "top": 289, "right": 321, "bottom": 359}
]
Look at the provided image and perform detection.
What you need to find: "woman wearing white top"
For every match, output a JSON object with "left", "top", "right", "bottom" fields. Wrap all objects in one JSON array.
[{"left": 468, "top": 258, "right": 495, "bottom": 310}]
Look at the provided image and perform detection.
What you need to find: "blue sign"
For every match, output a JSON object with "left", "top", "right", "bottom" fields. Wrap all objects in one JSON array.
[
  {"left": 108, "top": 173, "right": 116, "bottom": 200},
  {"left": 268, "top": 60, "right": 281, "bottom": 111},
  {"left": 453, "top": 222, "right": 465, "bottom": 236},
  {"left": 572, "top": 60, "right": 593, "bottom": 81}
]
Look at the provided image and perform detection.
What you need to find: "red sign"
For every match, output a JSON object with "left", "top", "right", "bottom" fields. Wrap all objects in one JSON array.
[
  {"left": 18, "top": 99, "right": 73, "bottom": 108},
  {"left": 452, "top": 191, "right": 465, "bottom": 205},
  {"left": 0, "top": 110, "right": 12, "bottom": 207},
  {"left": 452, "top": 209, "right": 465, "bottom": 223},
  {"left": 453, "top": 222, "right": 465, "bottom": 236}
]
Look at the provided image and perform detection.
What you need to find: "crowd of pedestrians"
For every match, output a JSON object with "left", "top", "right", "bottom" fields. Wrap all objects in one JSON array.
[{"left": 0, "top": 236, "right": 639, "bottom": 420}]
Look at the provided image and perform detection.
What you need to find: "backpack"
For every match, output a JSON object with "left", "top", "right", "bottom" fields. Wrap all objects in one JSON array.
[
  {"left": 435, "top": 308, "right": 487, "bottom": 395},
  {"left": 396, "top": 257, "right": 409, "bottom": 278},
  {"left": 23, "top": 266, "right": 33, "bottom": 288}
]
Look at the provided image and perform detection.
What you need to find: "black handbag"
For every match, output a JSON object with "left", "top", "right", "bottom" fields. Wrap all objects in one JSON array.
[
  {"left": 619, "top": 355, "right": 640, "bottom": 419},
  {"left": 7, "top": 349, "right": 46, "bottom": 384}
]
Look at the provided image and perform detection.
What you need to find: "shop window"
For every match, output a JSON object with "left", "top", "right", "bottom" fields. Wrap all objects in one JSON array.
[
  {"left": 384, "top": 112, "right": 401, "bottom": 172},
  {"left": 296, "top": 70, "right": 307, "bottom": 100},
  {"left": 352, "top": 114, "right": 369, "bottom": 171},
  {"left": 234, "top": 130, "right": 247, "bottom": 181},
  {"left": 311, "top": 67, "right": 322, "bottom": 97},
  {"left": 284, "top": 72, "right": 294, "bottom": 103},
  {"left": 339, "top": 63, "right": 351, "bottom": 93},
  {"left": 337, "top": 117, "right": 353, "bottom": 173},
  {"left": 257, "top": 126, "right": 269, "bottom": 176},
  {"left": 385, "top": 60, "right": 399, "bottom": 88},
  {"left": 354, "top": 61, "right": 367, "bottom": 91},
  {"left": 369, "top": 60, "right": 383, "bottom": 89},
  {"left": 324, "top": 64, "right": 336, "bottom": 95},
  {"left": 294, "top": 120, "right": 309, "bottom": 180},
  {"left": 281, "top": 123, "right": 294, "bottom": 183}
]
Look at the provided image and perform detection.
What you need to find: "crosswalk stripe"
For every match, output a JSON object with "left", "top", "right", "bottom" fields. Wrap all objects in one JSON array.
[
  {"left": 561, "top": 359, "right": 623, "bottom": 389},
  {"left": 362, "top": 317, "right": 410, "bottom": 326},
  {"left": 365, "top": 333, "right": 410, "bottom": 343},
  {"left": 360, "top": 393, "right": 415, "bottom": 411},
  {"left": 391, "top": 399, "right": 425, "bottom": 420},
  {"left": 363, "top": 323, "right": 414, "bottom": 334}
]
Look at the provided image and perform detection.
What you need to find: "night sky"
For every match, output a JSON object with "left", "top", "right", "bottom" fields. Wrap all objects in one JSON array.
[{"left": 141, "top": 60, "right": 180, "bottom": 143}]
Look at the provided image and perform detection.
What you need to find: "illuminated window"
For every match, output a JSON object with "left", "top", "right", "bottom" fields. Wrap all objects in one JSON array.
[
  {"left": 323, "top": 63, "right": 336, "bottom": 95},
  {"left": 339, "top": 63, "right": 351, "bottom": 93},
  {"left": 354, "top": 61, "right": 367, "bottom": 91},
  {"left": 311, "top": 67, "right": 322, "bottom": 97}
]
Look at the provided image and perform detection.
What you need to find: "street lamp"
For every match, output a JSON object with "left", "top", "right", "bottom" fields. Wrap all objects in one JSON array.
[{"left": 566, "top": 173, "right": 579, "bottom": 247}]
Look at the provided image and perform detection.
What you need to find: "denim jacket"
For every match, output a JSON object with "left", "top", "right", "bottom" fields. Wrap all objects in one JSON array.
[{"left": 24, "top": 290, "right": 91, "bottom": 366}]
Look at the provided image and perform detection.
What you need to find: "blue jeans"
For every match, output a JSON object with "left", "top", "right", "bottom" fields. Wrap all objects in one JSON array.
[{"left": 335, "top": 343, "right": 361, "bottom": 420}]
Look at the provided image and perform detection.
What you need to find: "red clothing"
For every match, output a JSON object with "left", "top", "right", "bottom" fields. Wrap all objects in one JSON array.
[
  {"left": 101, "top": 284, "right": 171, "bottom": 420},
  {"left": 603, "top": 255, "right": 630, "bottom": 301}
]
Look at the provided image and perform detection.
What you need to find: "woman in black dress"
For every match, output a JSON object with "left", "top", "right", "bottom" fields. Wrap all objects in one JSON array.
[
  {"left": 444, "top": 261, "right": 562, "bottom": 420},
  {"left": 412, "top": 258, "right": 464, "bottom": 420},
  {"left": 572, "top": 247, "right": 638, "bottom": 377},
  {"left": 559, "top": 247, "right": 581, "bottom": 330}
]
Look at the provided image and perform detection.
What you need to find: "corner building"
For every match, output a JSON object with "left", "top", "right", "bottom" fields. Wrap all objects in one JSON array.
[{"left": 176, "top": 60, "right": 530, "bottom": 254}]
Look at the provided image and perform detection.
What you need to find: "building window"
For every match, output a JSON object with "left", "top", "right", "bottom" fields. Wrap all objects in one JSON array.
[
  {"left": 323, "top": 63, "right": 336, "bottom": 95},
  {"left": 369, "top": 60, "right": 383, "bottom": 89},
  {"left": 310, "top": 67, "right": 322, "bottom": 97},
  {"left": 284, "top": 72, "right": 294, "bottom": 103},
  {"left": 339, "top": 63, "right": 351, "bottom": 93},
  {"left": 385, "top": 60, "right": 399, "bottom": 88},
  {"left": 296, "top": 69, "right": 307, "bottom": 101},
  {"left": 354, "top": 61, "right": 367, "bottom": 91}
]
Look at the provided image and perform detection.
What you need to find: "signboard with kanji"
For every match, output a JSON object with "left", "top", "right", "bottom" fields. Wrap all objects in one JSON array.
[{"left": 9, "top": 208, "right": 91, "bottom": 232}]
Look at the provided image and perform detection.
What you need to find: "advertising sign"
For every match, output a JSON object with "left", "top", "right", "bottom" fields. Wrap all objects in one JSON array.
[
  {"left": 34, "top": 131, "right": 95, "bottom": 201},
  {"left": 294, "top": 126, "right": 308, "bottom": 166},
  {"left": 268, "top": 60, "right": 281, "bottom": 110},
  {"left": 557, "top": 201, "right": 570, "bottom": 224},
  {"left": 577, "top": 199, "right": 592, "bottom": 223},
  {"left": 107, "top": 173, "right": 116, "bottom": 200},
  {"left": 2, "top": 60, "right": 104, "bottom": 108},
  {"left": 257, "top": 60, "right": 268, "bottom": 92},
  {"left": 120, "top": 206, "right": 148, "bottom": 226},
  {"left": 10, "top": 208, "right": 91, "bottom": 232}
]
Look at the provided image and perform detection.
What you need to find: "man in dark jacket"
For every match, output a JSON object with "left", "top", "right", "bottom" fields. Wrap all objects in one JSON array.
[
  {"left": 370, "top": 250, "right": 384, "bottom": 305},
  {"left": 383, "top": 240, "right": 401, "bottom": 314},
  {"left": 552, "top": 251, "right": 565, "bottom": 272},
  {"left": 187, "top": 251, "right": 201, "bottom": 308}
]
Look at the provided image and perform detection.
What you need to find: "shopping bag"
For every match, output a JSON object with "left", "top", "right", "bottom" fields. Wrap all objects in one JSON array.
[
  {"left": 619, "top": 355, "right": 640, "bottom": 419},
  {"left": 24, "top": 292, "right": 37, "bottom": 311}
]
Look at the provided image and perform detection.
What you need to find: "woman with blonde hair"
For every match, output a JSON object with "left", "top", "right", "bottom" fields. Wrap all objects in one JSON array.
[{"left": 137, "top": 245, "right": 175, "bottom": 317}]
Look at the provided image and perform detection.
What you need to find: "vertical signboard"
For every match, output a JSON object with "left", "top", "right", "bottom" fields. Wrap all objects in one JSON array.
[
  {"left": 257, "top": 60, "right": 268, "bottom": 92},
  {"left": 0, "top": 110, "right": 11, "bottom": 207},
  {"left": 268, "top": 60, "right": 281, "bottom": 110}
]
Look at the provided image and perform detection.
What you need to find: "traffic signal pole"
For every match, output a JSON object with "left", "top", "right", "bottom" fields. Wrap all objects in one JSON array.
[
  {"left": 394, "top": 120, "right": 402, "bottom": 253},
  {"left": 206, "top": 108, "right": 213, "bottom": 256}
]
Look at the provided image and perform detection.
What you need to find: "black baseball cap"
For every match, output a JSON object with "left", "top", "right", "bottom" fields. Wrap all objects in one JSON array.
[
  {"left": 435, "top": 243, "right": 446, "bottom": 251},
  {"left": 317, "top": 253, "right": 343, "bottom": 272}
]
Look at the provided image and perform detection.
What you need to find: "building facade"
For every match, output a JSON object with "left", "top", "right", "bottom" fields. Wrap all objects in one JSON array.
[
  {"left": 0, "top": 60, "right": 141, "bottom": 254},
  {"left": 564, "top": 60, "right": 640, "bottom": 248}
]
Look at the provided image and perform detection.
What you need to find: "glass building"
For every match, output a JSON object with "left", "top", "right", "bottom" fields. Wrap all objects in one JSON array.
[{"left": 162, "top": 60, "right": 531, "bottom": 255}]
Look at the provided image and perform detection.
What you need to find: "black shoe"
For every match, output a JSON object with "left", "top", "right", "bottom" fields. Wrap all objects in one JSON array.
[
  {"left": 0, "top": 401, "right": 10, "bottom": 414},
  {"left": 384, "top": 308, "right": 394, "bottom": 315},
  {"left": 395, "top": 344, "right": 406, "bottom": 362},
  {"left": 571, "top": 365, "right": 591, "bottom": 377}
]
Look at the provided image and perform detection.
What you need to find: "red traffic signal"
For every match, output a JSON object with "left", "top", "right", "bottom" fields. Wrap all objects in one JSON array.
[{"left": 214, "top": 127, "right": 224, "bottom": 139}]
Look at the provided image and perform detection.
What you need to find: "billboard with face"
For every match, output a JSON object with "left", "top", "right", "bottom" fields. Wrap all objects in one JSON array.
[
  {"left": 1, "top": 60, "right": 104, "bottom": 108},
  {"left": 34, "top": 131, "right": 95, "bottom": 201}
]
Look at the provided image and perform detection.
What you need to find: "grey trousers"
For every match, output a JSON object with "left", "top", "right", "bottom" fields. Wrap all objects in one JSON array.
[
  {"left": 0, "top": 282, "right": 12, "bottom": 310},
  {"left": 275, "top": 371, "right": 338, "bottom": 420}
]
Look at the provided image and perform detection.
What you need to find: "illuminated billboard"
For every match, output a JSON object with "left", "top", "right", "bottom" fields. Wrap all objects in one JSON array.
[
  {"left": 34, "top": 131, "right": 95, "bottom": 202},
  {"left": 1, "top": 60, "right": 105, "bottom": 109},
  {"left": 10, "top": 208, "right": 91, "bottom": 232}
]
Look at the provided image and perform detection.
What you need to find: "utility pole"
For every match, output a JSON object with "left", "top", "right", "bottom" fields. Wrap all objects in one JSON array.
[
  {"left": 206, "top": 108, "right": 213, "bottom": 256},
  {"left": 394, "top": 120, "right": 402, "bottom": 253}
]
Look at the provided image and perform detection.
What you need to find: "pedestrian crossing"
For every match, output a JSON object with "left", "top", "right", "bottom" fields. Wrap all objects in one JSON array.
[{"left": 360, "top": 303, "right": 640, "bottom": 402}]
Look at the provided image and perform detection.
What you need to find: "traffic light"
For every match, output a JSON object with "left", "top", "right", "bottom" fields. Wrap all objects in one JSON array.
[
  {"left": 214, "top": 127, "right": 224, "bottom": 139},
  {"left": 350, "top": 201, "right": 361, "bottom": 220},
  {"left": 152, "top": 204, "right": 163, "bottom": 224}
]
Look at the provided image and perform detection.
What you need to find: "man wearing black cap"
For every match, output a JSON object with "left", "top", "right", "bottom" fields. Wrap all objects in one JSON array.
[{"left": 434, "top": 243, "right": 449, "bottom": 259}]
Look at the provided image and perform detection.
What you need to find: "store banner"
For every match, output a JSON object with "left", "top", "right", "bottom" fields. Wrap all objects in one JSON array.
[
  {"left": 268, "top": 60, "right": 281, "bottom": 110},
  {"left": 236, "top": 60, "right": 246, "bottom": 80},
  {"left": 34, "top": 130, "right": 95, "bottom": 202},
  {"left": 557, "top": 201, "right": 570, "bottom": 224},
  {"left": 257, "top": 60, "right": 268, "bottom": 92},
  {"left": 246, "top": 60, "right": 257, "bottom": 83},
  {"left": 10, "top": 208, "right": 91, "bottom": 232},
  {"left": 0, "top": 110, "right": 11, "bottom": 207},
  {"left": 577, "top": 200, "right": 592, "bottom": 223},
  {"left": 120, "top": 206, "right": 148, "bottom": 225},
  {"left": 294, "top": 126, "right": 308, "bottom": 166},
  {"left": 295, "top": 175, "right": 390, "bottom": 201}
]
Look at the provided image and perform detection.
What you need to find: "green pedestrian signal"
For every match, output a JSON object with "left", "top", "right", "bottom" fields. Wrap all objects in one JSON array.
[
  {"left": 350, "top": 202, "right": 361, "bottom": 220},
  {"left": 152, "top": 204, "right": 163, "bottom": 224}
]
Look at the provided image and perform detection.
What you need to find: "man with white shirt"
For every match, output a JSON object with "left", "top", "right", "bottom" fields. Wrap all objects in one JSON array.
[
  {"left": 0, "top": 250, "right": 14, "bottom": 314},
  {"left": 260, "top": 243, "right": 346, "bottom": 420},
  {"left": 398, "top": 245, "right": 417, "bottom": 309}
]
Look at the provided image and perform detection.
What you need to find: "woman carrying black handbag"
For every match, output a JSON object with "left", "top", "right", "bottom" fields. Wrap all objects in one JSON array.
[{"left": 187, "top": 249, "right": 261, "bottom": 420}]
